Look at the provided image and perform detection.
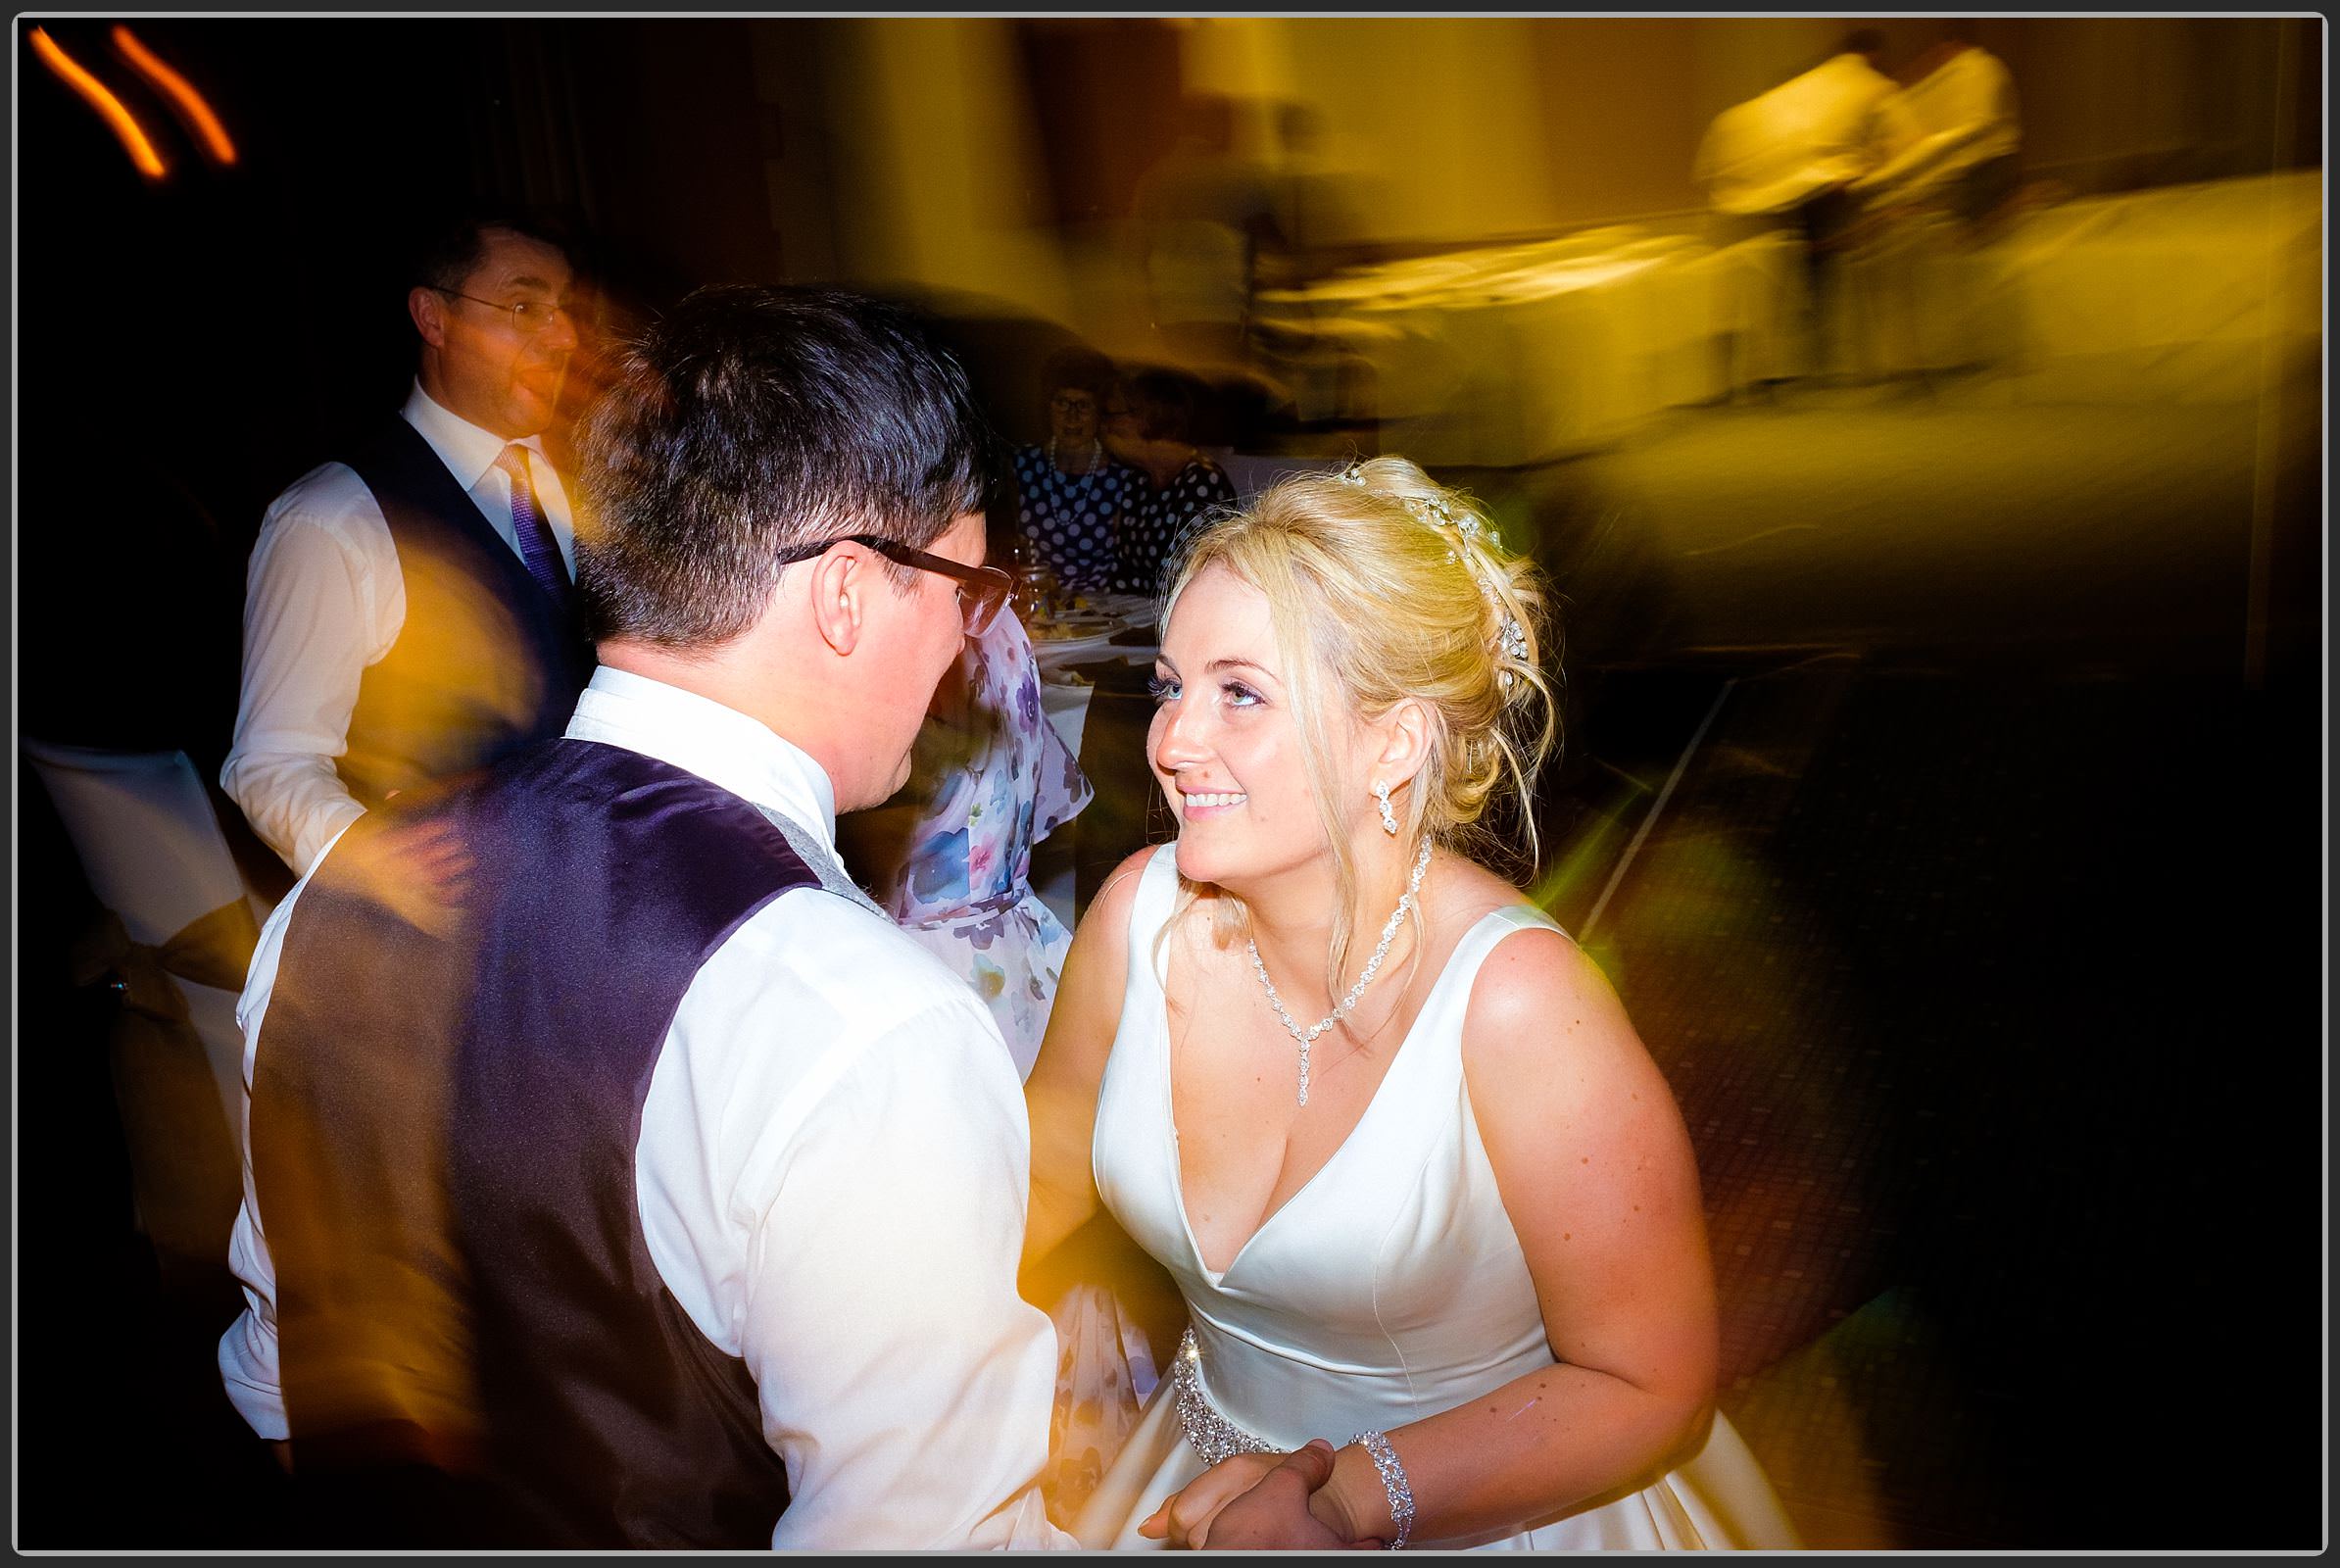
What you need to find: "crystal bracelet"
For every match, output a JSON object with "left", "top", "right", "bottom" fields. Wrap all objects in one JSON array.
[{"left": 1350, "top": 1429, "right": 1415, "bottom": 1549}]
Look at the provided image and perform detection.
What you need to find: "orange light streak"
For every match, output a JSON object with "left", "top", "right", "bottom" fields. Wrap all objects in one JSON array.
[
  {"left": 28, "top": 26, "right": 166, "bottom": 179},
  {"left": 113, "top": 27, "right": 236, "bottom": 166}
]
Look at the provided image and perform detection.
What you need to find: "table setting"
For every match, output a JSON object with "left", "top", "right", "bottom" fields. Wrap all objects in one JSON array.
[
  {"left": 1003, "top": 553, "right": 1158, "bottom": 760},
  {"left": 1014, "top": 561, "right": 1160, "bottom": 679}
]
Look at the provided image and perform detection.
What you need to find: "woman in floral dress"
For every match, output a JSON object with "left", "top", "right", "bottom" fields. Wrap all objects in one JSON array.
[{"left": 857, "top": 609, "right": 1092, "bottom": 1078}]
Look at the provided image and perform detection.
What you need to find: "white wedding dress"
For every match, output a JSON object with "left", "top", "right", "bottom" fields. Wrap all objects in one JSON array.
[{"left": 1074, "top": 846, "right": 1801, "bottom": 1550}]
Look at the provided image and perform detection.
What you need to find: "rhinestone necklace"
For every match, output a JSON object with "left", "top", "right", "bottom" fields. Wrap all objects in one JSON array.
[{"left": 1247, "top": 838, "right": 1434, "bottom": 1106}]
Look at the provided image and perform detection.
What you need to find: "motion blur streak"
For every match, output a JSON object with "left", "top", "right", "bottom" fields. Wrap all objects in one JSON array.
[
  {"left": 29, "top": 26, "right": 167, "bottom": 179},
  {"left": 113, "top": 26, "right": 237, "bottom": 167}
]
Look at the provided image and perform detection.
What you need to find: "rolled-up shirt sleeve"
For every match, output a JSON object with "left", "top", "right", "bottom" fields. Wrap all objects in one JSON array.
[{"left": 637, "top": 894, "right": 1072, "bottom": 1549}]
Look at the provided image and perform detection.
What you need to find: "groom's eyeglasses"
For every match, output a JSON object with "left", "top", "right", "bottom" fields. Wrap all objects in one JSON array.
[{"left": 774, "top": 532, "right": 1014, "bottom": 637}]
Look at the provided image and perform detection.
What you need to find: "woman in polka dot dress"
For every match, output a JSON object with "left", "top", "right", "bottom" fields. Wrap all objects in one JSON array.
[
  {"left": 1106, "top": 367, "right": 1241, "bottom": 601},
  {"left": 1013, "top": 349, "right": 1144, "bottom": 596}
]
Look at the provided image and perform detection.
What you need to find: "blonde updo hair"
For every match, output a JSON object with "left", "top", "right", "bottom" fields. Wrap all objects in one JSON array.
[{"left": 1160, "top": 456, "right": 1559, "bottom": 993}]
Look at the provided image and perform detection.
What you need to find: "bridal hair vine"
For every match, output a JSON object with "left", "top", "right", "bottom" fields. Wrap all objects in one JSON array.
[
  {"left": 1336, "top": 460, "right": 1484, "bottom": 542},
  {"left": 1337, "top": 460, "right": 1528, "bottom": 691},
  {"left": 1401, "top": 489, "right": 1484, "bottom": 543},
  {"left": 1497, "top": 612, "right": 1535, "bottom": 692}
]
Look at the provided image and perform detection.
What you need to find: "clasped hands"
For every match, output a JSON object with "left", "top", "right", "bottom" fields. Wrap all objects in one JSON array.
[{"left": 1137, "top": 1440, "right": 1384, "bottom": 1550}]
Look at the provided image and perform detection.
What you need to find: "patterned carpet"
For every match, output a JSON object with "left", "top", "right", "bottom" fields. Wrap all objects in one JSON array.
[{"left": 1541, "top": 654, "right": 2320, "bottom": 1550}]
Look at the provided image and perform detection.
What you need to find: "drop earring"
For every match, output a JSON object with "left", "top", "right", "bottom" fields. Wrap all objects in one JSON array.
[{"left": 1375, "top": 780, "right": 1398, "bottom": 836}]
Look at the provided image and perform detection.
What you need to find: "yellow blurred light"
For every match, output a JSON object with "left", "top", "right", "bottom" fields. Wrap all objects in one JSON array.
[
  {"left": 113, "top": 26, "right": 236, "bottom": 167},
  {"left": 29, "top": 26, "right": 166, "bottom": 179}
]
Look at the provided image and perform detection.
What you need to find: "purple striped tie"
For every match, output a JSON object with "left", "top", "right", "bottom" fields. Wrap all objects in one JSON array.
[{"left": 494, "top": 444, "right": 574, "bottom": 612}]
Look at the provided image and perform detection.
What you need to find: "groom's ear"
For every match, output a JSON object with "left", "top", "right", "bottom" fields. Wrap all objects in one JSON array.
[{"left": 807, "top": 548, "right": 866, "bottom": 658}]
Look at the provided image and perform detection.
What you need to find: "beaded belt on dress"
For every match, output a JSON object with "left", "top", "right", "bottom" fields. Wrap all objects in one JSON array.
[{"left": 1172, "top": 1328, "right": 1280, "bottom": 1466}]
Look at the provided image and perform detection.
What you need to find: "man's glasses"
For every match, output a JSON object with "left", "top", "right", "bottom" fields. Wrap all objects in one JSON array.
[
  {"left": 428, "top": 285, "right": 572, "bottom": 335},
  {"left": 774, "top": 533, "right": 1013, "bottom": 636}
]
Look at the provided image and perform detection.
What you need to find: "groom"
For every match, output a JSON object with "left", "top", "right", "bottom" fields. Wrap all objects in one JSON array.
[{"left": 236, "top": 286, "right": 1066, "bottom": 1547}]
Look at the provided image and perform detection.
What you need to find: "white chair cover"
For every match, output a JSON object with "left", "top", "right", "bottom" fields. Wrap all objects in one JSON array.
[{"left": 22, "top": 739, "right": 258, "bottom": 1143}]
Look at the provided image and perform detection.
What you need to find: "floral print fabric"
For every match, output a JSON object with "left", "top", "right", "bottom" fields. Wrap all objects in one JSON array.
[
  {"left": 867, "top": 612, "right": 1093, "bottom": 1078},
  {"left": 1042, "top": 1283, "right": 1160, "bottom": 1530}
]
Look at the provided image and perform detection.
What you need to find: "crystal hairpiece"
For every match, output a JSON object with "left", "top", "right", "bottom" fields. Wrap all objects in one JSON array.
[
  {"left": 1401, "top": 491, "right": 1486, "bottom": 541},
  {"left": 1336, "top": 460, "right": 1483, "bottom": 539},
  {"left": 1496, "top": 612, "right": 1530, "bottom": 692},
  {"left": 1337, "top": 459, "right": 1526, "bottom": 688}
]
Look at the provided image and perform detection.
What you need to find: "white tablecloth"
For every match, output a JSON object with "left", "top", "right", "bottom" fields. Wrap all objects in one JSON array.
[
  {"left": 1260, "top": 231, "right": 1727, "bottom": 466},
  {"left": 1253, "top": 170, "right": 2320, "bottom": 466},
  {"left": 1039, "top": 678, "right": 1094, "bottom": 763},
  {"left": 1986, "top": 171, "right": 2320, "bottom": 403},
  {"left": 1033, "top": 678, "right": 1092, "bottom": 934}
]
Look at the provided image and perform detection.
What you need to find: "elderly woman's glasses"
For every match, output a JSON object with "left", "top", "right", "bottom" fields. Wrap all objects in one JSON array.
[{"left": 773, "top": 533, "right": 1013, "bottom": 636}]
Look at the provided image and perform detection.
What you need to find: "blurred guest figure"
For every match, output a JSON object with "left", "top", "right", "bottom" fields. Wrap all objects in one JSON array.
[
  {"left": 1107, "top": 367, "right": 1241, "bottom": 599},
  {"left": 1012, "top": 347, "right": 1146, "bottom": 597},
  {"left": 227, "top": 287, "right": 1069, "bottom": 1548},
  {"left": 1100, "top": 376, "right": 1143, "bottom": 453},
  {"left": 847, "top": 607, "right": 1093, "bottom": 1080},
  {"left": 1130, "top": 92, "right": 1287, "bottom": 369},
  {"left": 1856, "top": 24, "right": 2023, "bottom": 234},
  {"left": 1694, "top": 31, "right": 1898, "bottom": 374},
  {"left": 1263, "top": 101, "right": 1361, "bottom": 290},
  {"left": 220, "top": 209, "right": 595, "bottom": 878}
]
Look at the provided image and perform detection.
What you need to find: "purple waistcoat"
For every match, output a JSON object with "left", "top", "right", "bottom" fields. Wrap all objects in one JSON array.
[
  {"left": 450, "top": 739, "right": 817, "bottom": 1546},
  {"left": 255, "top": 737, "right": 814, "bottom": 1547},
  {"left": 335, "top": 417, "right": 594, "bottom": 809}
]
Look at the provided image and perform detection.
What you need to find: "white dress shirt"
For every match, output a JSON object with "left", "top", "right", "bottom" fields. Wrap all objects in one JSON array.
[
  {"left": 1860, "top": 46, "right": 2022, "bottom": 203},
  {"left": 221, "top": 667, "right": 1071, "bottom": 1548},
  {"left": 220, "top": 383, "right": 577, "bottom": 877},
  {"left": 1696, "top": 52, "right": 1899, "bottom": 217}
]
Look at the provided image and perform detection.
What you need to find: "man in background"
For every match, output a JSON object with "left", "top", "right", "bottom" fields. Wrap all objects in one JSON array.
[
  {"left": 220, "top": 209, "right": 594, "bottom": 878},
  {"left": 1858, "top": 25, "right": 2023, "bottom": 232},
  {"left": 1694, "top": 30, "right": 1899, "bottom": 376}
]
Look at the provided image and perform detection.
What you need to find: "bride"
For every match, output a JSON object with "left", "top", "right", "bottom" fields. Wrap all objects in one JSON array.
[{"left": 1022, "top": 458, "right": 1799, "bottom": 1549}]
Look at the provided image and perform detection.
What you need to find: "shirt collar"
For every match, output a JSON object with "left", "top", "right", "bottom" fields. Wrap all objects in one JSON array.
[
  {"left": 401, "top": 380, "right": 544, "bottom": 493},
  {"left": 562, "top": 666, "right": 840, "bottom": 849}
]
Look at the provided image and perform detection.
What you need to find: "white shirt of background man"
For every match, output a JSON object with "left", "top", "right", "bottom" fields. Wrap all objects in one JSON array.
[{"left": 219, "top": 381, "right": 577, "bottom": 876}]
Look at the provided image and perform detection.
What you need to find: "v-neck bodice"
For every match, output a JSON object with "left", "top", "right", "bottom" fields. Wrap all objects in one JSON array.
[
  {"left": 1078, "top": 845, "right": 1805, "bottom": 1551},
  {"left": 1091, "top": 843, "right": 1561, "bottom": 1450}
]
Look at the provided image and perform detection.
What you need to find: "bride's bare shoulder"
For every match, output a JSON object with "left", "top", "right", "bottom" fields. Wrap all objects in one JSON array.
[
  {"left": 1069, "top": 843, "right": 1175, "bottom": 953},
  {"left": 1431, "top": 851, "right": 1563, "bottom": 937}
]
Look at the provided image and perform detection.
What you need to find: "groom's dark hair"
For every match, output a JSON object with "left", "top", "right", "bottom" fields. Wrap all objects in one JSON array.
[{"left": 571, "top": 285, "right": 999, "bottom": 648}]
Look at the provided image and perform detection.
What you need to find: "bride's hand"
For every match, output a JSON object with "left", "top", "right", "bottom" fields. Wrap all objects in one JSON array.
[
  {"left": 1139, "top": 1441, "right": 1380, "bottom": 1549},
  {"left": 1136, "top": 1450, "right": 1284, "bottom": 1547}
]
